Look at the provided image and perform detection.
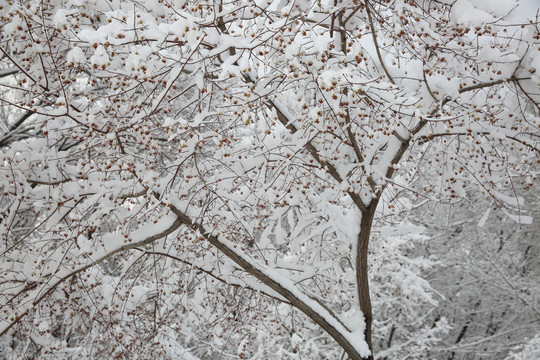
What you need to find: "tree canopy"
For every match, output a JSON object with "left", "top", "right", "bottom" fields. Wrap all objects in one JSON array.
[{"left": 0, "top": 0, "right": 538, "bottom": 359}]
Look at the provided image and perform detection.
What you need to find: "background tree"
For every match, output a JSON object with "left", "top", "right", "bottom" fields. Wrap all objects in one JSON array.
[
  {"left": 505, "top": 333, "right": 540, "bottom": 360},
  {"left": 0, "top": 0, "right": 538, "bottom": 359},
  {"left": 410, "top": 182, "right": 540, "bottom": 359}
]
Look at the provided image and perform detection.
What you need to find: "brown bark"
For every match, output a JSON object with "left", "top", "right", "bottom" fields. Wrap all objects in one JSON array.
[{"left": 356, "top": 203, "right": 379, "bottom": 360}]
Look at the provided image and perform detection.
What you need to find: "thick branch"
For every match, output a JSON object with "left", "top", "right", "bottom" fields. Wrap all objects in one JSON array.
[
  {"left": 169, "top": 205, "right": 371, "bottom": 360},
  {"left": 269, "top": 101, "right": 369, "bottom": 213},
  {"left": 0, "top": 67, "right": 18, "bottom": 78},
  {"left": 382, "top": 76, "right": 532, "bottom": 187},
  {"left": 0, "top": 110, "right": 35, "bottom": 148},
  {"left": 141, "top": 250, "right": 293, "bottom": 305},
  {"left": 0, "top": 215, "right": 184, "bottom": 337}
]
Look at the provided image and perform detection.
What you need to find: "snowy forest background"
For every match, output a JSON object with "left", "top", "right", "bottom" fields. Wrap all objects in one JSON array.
[{"left": 0, "top": 0, "right": 539, "bottom": 359}]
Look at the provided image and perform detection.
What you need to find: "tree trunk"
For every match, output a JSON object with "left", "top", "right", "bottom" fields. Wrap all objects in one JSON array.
[{"left": 356, "top": 204, "right": 378, "bottom": 360}]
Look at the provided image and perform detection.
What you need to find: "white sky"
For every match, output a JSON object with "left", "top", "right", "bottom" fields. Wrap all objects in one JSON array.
[{"left": 514, "top": 0, "right": 540, "bottom": 21}]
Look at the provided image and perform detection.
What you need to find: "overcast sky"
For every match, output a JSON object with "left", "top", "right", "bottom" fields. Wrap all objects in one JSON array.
[{"left": 514, "top": 0, "right": 540, "bottom": 21}]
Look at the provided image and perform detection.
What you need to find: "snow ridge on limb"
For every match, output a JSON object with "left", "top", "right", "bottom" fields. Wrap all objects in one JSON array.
[
  {"left": 0, "top": 213, "right": 184, "bottom": 337},
  {"left": 1, "top": 196, "right": 370, "bottom": 359},
  {"left": 169, "top": 204, "right": 372, "bottom": 360}
]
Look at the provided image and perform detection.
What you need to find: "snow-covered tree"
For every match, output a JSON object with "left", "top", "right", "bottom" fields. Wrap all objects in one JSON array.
[
  {"left": 0, "top": 0, "right": 538, "bottom": 359},
  {"left": 408, "top": 182, "right": 540, "bottom": 359},
  {"left": 506, "top": 333, "right": 540, "bottom": 360}
]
